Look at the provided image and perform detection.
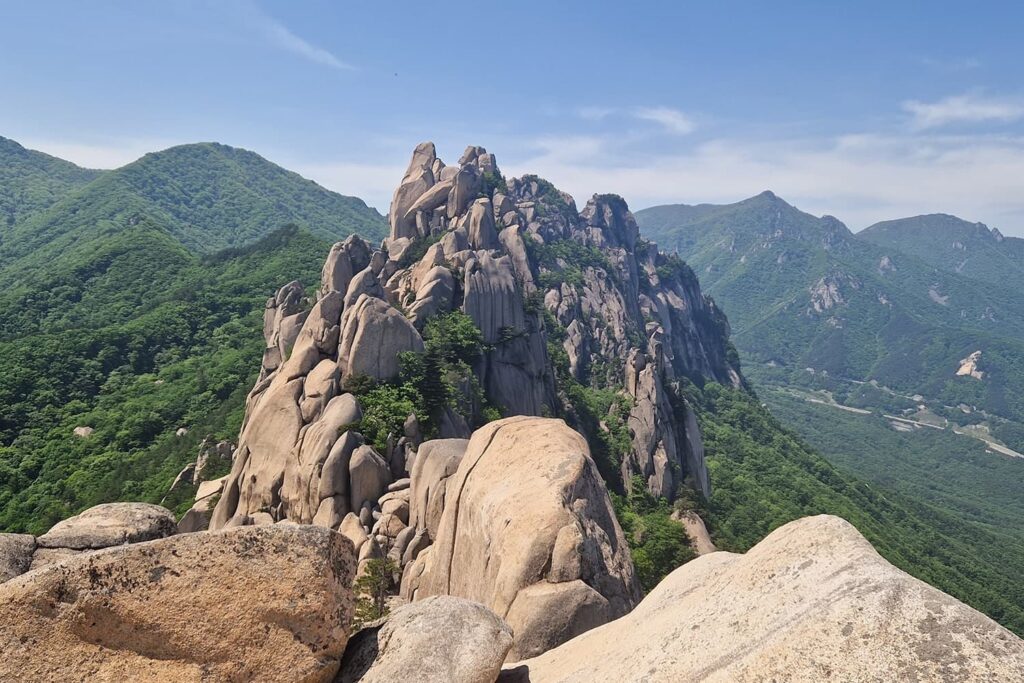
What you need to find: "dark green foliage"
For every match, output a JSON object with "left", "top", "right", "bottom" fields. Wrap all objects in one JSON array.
[
  {"left": 0, "top": 225, "right": 330, "bottom": 533},
  {"left": 480, "top": 169, "right": 508, "bottom": 197},
  {"left": 348, "top": 311, "right": 491, "bottom": 451},
  {"left": 353, "top": 383, "right": 425, "bottom": 453},
  {"left": 525, "top": 233, "right": 615, "bottom": 289},
  {"left": 613, "top": 480, "right": 696, "bottom": 591},
  {"left": 0, "top": 136, "right": 101, "bottom": 232},
  {"left": 353, "top": 557, "right": 398, "bottom": 628}
]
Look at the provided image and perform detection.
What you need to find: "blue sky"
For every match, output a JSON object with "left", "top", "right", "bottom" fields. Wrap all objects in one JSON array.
[{"left": 2, "top": 1, "right": 1024, "bottom": 233}]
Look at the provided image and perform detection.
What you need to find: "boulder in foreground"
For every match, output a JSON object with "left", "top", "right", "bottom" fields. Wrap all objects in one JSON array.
[
  {"left": 499, "top": 515, "right": 1024, "bottom": 682},
  {"left": 0, "top": 525, "right": 356, "bottom": 682},
  {"left": 338, "top": 595, "right": 513, "bottom": 683}
]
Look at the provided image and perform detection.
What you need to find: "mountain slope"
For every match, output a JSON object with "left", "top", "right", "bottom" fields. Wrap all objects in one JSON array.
[
  {"left": 635, "top": 195, "right": 1024, "bottom": 434},
  {"left": 0, "top": 136, "right": 102, "bottom": 232},
  {"left": 0, "top": 224, "right": 333, "bottom": 532},
  {"left": 637, "top": 195, "right": 1024, "bottom": 634},
  {"left": 0, "top": 141, "right": 386, "bottom": 281},
  {"left": 859, "top": 213, "right": 1024, "bottom": 288}
]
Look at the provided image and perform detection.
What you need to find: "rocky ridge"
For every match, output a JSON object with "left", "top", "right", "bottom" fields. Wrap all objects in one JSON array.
[
  {"left": 5, "top": 500, "right": 1021, "bottom": 681},
  {"left": 209, "top": 142, "right": 740, "bottom": 547},
  {"left": 500, "top": 515, "right": 1024, "bottom": 682}
]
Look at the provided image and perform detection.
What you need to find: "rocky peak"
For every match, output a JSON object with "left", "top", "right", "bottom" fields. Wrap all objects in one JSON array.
[
  {"left": 210, "top": 141, "right": 743, "bottom": 538},
  {"left": 578, "top": 194, "right": 639, "bottom": 251}
]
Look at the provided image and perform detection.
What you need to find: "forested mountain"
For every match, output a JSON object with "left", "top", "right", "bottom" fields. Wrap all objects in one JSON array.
[
  {"left": 0, "top": 142, "right": 385, "bottom": 283},
  {"left": 635, "top": 194, "right": 1024, "bottom": 440},
  {"left": 0, "top": 136, "right": 101, "bottom": 232},
  {"left": 0, "top": 136, "right": 385, "bottom": 533},
  {"left": 860, "top": 213, "right": 1024, "bottom": 288},
  {"left": 0, "top": 224, "right": 332, "bottom": 532}
]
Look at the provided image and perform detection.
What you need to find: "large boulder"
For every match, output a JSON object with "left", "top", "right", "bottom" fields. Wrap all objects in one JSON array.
[
  {"left": 389, "top": 142, "right": 436, "bottom": 239},
  {"left": 37, "top": 502, "right": 177, "bottom": 550},
  {"left": 0, "top": 533, "right": 35, "bottom": 582},
  {"left": 402, "top": 417, "right": 640, "bottom": 661},
  {"left": 0, "top": 525, "right": 356, "bottom": 682},
  {"left": 407, "top": 438, "right": 468, "bottom": 542},
  {"left": 338, "top": 294, "right": 424, "bottom": 382},
  {"left": 500, "top": 515, "right": 1024, "bottom": 681},
  {"left": 338, "top": 596, "right": 513, "bottom": 683}
]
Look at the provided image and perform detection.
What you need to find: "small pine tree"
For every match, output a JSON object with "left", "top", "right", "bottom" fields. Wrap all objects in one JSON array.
[{"left": 352, "top": 558, "right": 398, "bottom": 628}]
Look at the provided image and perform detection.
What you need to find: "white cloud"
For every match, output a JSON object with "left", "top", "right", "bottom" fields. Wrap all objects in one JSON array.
[
  {"left": 289, "top": 127, "right": 1024, "bottom": 236},
  {"left": 245, "top": 3, "right": 354, "bottom": 71},
  {"left": 501, "top": 132, "right": 1024, "bottom": 234},
  {"left": 903, "top": 94, "right": 1024, "bottom": 129},
  {"left": 633, "top": 106, "right": 696, "bottom": 135}
]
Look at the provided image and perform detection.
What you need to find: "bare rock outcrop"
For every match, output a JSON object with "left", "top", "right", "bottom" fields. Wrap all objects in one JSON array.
[
  {"left": 37, "top": 502, "right": 177, "bottom": 551},
  {"left": 214, "top": 140, "right": 744, "bottom": 536},
  {"left": 499, "top": 515, "right": 1024, "bottom": 682},
  {"left": 1, "top": 503, "right": 180, "bottom": 580},
  {"left": 338, "top": 596, "right": 513, "bottom": 683},
  {"left": 401, "top": 417, "right": 640, "bottom": 661},
  {"left": 0, "top": 533, "right": 35, "bottom": 582},
  {"left": 0, "top": 525, "right": 357, "bottom": 682},
  {"left": 338, "top": 293, "right": 424, "bottom": 382}
]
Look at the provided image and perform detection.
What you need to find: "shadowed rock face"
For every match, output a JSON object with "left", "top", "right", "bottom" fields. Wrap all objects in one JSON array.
[
  {"left": 0, "top": 525, "right": 357, "bottom": 682},
  {"left": 498, "top": 515, "right": 1024, "bottom": 682},
  {"left": 401, "top": 417, "right": 641, "bottom": 661}
]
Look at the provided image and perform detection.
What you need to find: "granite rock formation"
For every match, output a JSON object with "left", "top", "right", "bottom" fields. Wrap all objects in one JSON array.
[
  {"left": 0, "top": 525, "right": 357, "bottom": 682},
  {"left": 401, "top": 417, "right": 641, "bottom": 661},
  {"left": 209, "top": 143, "right": 740, "bottom": 535},
  {"left": 499, "top": 515, "right": 1024, "bottom": 681}
]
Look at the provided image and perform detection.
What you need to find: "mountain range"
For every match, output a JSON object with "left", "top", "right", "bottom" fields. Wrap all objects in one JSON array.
[
  {"left": 0, "top": 135, "right": 1022, "bottom": 640},
  {"left": 636, "top": 193, "right": 1024, "bottom": 448}
]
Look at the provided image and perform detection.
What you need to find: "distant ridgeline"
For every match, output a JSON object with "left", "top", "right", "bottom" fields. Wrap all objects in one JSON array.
[
  {"left": 638, "top": 195, "right": 1024, "bottom": 634},
  {"left": 637, "top": 195, "right": 1024, "bottom": 449}
]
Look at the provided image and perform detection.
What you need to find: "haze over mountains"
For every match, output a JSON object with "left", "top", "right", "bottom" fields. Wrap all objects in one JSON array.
[{"left": 0, "top": 134, "right": 1022, "bottom": 655}]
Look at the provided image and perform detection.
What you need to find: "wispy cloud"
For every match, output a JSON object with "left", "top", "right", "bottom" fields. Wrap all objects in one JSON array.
[
  {"left": 916, "top": 56, "right": 982, "bottom": 72},
  {"left": 633, "top": 106, "right": 696, "bottom": 135},
  {"left": 903, "top": 94, "right": 1024, "bottom": 129},
  {"left": 245, "top": 2, "right": 354, "bottom": 71},
  {"left": 501, "top": 131, "right": 1024, "bottom": 234},
  {"left": 577, "top": 106, "right": 615, "bottom": 121}
]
